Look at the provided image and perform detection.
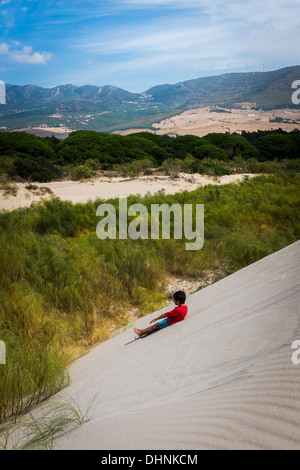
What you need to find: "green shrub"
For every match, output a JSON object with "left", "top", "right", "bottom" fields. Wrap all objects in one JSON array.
[
  {"left": 199, "top": 158, "right": 232, "bottom": 176},
  {"left": 115, "top": 158, "right": 153, "bottom": 178},
  {"left": 182, "top": 155, "right": 201, "bottom": 173},
  {"left": 70, "top": 164, "right": 94, "bottom": 180},
  {"left": 282, "top": 159, "right": 300, "bottom": 171},
  {"left": 246, "top": 158, "right": 282, "bottom": 173},
  {"left": 11, "top": 157, "right": 62, "bottom": 182},
  {"left": 0, "top": 155, "right": 14, "bottom": 176},
  {"left": 0, "top": 175, "right": 18, "bottom": 196},
  {"left": 161, "top": 158, "right": 183, "bottom": 174}
]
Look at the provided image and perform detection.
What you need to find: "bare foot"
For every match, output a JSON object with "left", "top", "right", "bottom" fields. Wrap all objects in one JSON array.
[{"left": 134, "top": 327, "right": 143, "bottom": 337}]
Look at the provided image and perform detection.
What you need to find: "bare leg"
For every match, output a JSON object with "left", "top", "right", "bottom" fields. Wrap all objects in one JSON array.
[{"left": 134, "top": 324, "right": 160, "bottom": 337}]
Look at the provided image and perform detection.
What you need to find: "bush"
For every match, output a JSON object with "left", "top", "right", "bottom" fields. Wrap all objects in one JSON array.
[
  {"left": 84, "top": 158, "right": 102, "bottom": 170},
  {"left": 199, "top": 158, "right": 232, "bottom": 176},
  {"left": 0, "top": 155, "right": 14, "bottom": 176},
  {"left": 114, "top": 158, "right": 153, "bottom": 178},
  {"left": 182, "top": 155, "right": 200, "bottom": 173},
  {"left": 246, "top": 158, "right": 281, "bottom": 173},
  {"left": 70, "top": 164, "right": 94, "bottom": 180},
  {"left": 161, "top": 158, "right": 183, "bottom": 175},
  {"left": 282, "top": 159, "right": 300, "bottom": 171},
  {"left": 11, "top": 157, "right": 62, "bottom": 182},
  {"left": 0, "top": 175, "right": 18, "bottom": 196}
]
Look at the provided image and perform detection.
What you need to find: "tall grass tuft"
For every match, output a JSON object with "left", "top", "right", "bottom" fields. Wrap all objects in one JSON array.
[{"left": 0, "top": 394, "right": 97, "bottom": 450}]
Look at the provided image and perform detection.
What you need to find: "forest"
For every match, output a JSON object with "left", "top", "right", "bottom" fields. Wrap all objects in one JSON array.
[{"left": 0, "top": 128, "right": 300, "bottom": 182}]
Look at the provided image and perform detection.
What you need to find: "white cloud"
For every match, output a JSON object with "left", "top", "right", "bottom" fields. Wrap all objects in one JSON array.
[
  {"left": 0, "top": 43, "right": 10, "bottom": 54},
  {"left": 77, "top": 0, "right": 300, "bottom": 65},
  {"left": 0, "top": 41, "right": 52, "bottom": 64},
  {"left": 67, "top": 0, "right": 300, "bottom": 91}
]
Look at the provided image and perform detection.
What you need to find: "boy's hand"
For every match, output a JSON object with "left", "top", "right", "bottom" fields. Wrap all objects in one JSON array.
[{"left": 150, "top": 313, "right": 166, "bottom": 324}]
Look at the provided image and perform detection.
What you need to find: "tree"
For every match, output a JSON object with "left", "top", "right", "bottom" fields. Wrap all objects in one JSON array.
[
  {"left": 194, "top": 144, "right": 228, "bottom": 161},
  {"left": 254, "top": 134, "right": 299, "bottom": 161}
]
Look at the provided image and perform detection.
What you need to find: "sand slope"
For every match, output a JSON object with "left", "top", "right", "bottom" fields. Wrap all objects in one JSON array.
[
  {"left": 0, "top": 173, "right": 257, "bottom": 212},
  {"left": 44, "top": 242, "right": 300, "bottom": 449}
]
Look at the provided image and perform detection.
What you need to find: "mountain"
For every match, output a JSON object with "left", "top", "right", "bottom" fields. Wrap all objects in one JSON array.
[
  {"left": 0, "top": 66, "right": 299, "bottom": 133},
  {"left": 3, "top": 84, "right": 143, "bottom": 111},
  {"left": 148, "top": 66, "right": 300, "bottom": 109}
]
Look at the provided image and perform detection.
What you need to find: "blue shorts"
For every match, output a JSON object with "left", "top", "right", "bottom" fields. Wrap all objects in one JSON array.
[{"left": 157, "top": 319, "right": 170, "bottom": 329}]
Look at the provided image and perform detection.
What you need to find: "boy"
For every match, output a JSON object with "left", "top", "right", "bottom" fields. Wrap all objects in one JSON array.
[{"left": 134, "top": 290, "right": 187, "bottom": 338}]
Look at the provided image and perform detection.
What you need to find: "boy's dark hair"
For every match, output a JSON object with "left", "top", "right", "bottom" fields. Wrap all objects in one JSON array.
[{"left": 173, "top": 290, "right": 186, "bottom": 305}]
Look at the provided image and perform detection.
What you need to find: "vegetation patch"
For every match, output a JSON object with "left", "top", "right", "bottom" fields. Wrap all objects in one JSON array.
[{"left": 0, "top": 129, "right": 299, "bottom": 182}]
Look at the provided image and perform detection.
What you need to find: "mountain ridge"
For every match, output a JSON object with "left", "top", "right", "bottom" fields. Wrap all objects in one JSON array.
[{"left": 1, "top": 66, "right": 299, "bottom": 133}]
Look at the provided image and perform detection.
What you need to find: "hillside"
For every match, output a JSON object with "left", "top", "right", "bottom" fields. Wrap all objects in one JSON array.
[
  {"left": 0, "top": 66, "right": 299, "bottom": 133},
  {"left": 148, "top": 66, "right": 300, "bottom": 109},
  {"left": 26, "top": 241, "right": 300, "bottom": 450}
]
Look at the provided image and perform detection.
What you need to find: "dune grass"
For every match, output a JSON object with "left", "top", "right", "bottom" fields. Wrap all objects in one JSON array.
[
  {"left": 0, "top": 394, "right": 97, "bottom": 450},
  {"left": 0, "top": 172, "right": 299, "bottom": 423}
]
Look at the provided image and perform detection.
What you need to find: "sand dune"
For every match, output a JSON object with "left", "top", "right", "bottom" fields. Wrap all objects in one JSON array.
[
  {"left": 31, "top": 241, "right": 300, "bottom": 450},
  {"left": 0, "top": 173, "right": 257, "bottom": 212}
]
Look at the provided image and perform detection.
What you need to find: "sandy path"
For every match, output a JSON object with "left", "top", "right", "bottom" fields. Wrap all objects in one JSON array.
[
  {"left": 0, "top": 173, "right": 257, "bottom": 212},
  {"left": 13, "top": 241, "right": 300, "bottom": 450}
]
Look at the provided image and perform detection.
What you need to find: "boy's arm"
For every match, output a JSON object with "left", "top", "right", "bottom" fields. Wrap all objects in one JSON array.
[
  {"left": 150, "top": 306, "right": 178, "bottom": 324},
  {"left": 150, "top": 313, "right": 167, "bottom": 324}
]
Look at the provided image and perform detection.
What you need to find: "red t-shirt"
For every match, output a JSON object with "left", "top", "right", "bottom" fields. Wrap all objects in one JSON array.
[{"left": 165, "top": 305, "right": 188, "bottom": 325}]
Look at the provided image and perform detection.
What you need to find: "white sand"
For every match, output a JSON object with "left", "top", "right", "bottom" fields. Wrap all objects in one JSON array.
[
  {"left": 21, "top": 241, "right": 300, "bottom": 450},
  {"left": 0, "top": 173, "right": 257, "bottom": 212}
]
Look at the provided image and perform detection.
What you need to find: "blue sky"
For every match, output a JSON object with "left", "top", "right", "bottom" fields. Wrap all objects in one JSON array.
[{"left": 0, "top": 0, "right": 299, "bottom": 92}]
